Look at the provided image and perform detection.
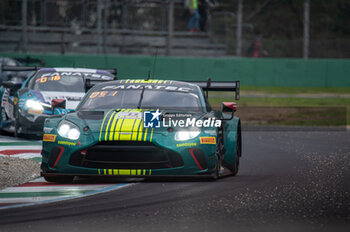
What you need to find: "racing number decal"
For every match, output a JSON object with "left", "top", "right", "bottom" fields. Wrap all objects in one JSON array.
[
  {"left": 37, "top": 75, "right": 61, "bottom": 83},
  {"left": 89, "top": 91, "right": 117, "bottom": 98},
  {"left": 89, "top": 91, "right": 109, "bottom": 98},
  {"left": 40, "top": 77, "right": 47, "bottom": 83},
  {"left": 52, "top": 75, "right": 61, "bottom": 81}
]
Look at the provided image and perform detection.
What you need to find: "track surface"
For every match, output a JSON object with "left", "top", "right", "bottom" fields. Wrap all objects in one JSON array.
[{"left": 0, "top": 129, "right": 349, "bottom": 232}]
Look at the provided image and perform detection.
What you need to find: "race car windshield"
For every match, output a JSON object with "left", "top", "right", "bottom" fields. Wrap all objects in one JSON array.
[
  {"left": 31, "top": 72, "right": 86, "bottom": 92},
  {"left": 79, "top": 89, "right": 202, "bottom": 112}
]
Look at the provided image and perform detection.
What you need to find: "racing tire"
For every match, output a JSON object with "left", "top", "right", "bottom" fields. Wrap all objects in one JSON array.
[
  {"left": 14, "top": 116, "right": 22, "bottom": 138},
  {"left": 44, "top": 176, "right": 74, "bottom": 183},
  {"left": 231, "top": 125, "right": 241, "bottom": 176},
  {"left": 208, "top": 154, "right": 221, "bottom": 181}
]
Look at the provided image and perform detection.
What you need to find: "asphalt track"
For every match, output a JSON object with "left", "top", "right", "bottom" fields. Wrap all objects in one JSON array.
[{"left": 0, "top": 128, "right": 349, "bottom": 232}]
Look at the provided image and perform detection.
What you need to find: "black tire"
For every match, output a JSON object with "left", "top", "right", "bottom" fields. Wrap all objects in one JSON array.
[
  {"left": 14, "top": 116, "right": 22, "bottom": 138},
  {"left": 207, "top": 151, "right": 222, "bottom": 181},
  {"left": 44, "top": 176, "right": 74, "bottom": 183},
  {"left": 231, "top": 124, "right": 242, "bottom": 176}
]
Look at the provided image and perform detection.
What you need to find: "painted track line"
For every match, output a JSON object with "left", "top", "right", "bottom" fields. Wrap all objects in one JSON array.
[{"left": 0, "top": 178, "right": 133, "bottom": 211}]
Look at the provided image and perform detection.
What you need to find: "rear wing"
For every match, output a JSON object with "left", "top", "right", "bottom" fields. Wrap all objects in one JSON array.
[
  {"left": 1, "top": 66, "right": 38, "bottom": 72},
  {"left": 1, "top": 66, "right": 118, "bottom": 76},
  {"left": 0, "top": 66, "right": 36, "bottom": 85},
  {"left": 189, "top": 79, "right": 240, "bottom": 100}
]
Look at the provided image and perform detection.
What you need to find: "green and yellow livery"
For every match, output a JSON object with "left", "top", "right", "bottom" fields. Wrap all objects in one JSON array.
[{"left": 41, "top": 79, "right": 242, "bottom": 182}]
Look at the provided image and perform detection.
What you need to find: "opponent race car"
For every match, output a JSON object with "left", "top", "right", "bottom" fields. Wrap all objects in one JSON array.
[
  {"left": 0, "top": 66, "right": 116, "bottom": 137},
  {"left": 41, "top": 79, "right": 241, "bottom": 182}
]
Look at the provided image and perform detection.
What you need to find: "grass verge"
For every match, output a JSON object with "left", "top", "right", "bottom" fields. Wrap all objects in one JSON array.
[{"left": 209, "top": 95, "right": 349, "bottom": 126}]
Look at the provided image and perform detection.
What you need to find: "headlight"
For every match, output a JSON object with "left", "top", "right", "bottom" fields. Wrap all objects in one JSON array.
[
  {"left": 26, "top": 100, "right": 44, "bottom": 112},
  {"left": 175, "top": 127, "right": 201, "bottom": 141},
  {"left": 57, "top": 120, "right": 80, "bottom": 140}
]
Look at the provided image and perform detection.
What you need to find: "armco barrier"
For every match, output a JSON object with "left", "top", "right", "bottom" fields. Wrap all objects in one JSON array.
[{"left": 1, "top": 53, "right": 349, "bottom": 87}]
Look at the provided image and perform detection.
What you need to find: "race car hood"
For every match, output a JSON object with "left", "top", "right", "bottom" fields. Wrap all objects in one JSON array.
[{"left": 40, "top": 91, "right": 85, "bottom": 109}]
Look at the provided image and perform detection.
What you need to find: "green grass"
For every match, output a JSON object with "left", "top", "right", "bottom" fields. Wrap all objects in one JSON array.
[
  {"left": 209, "top": 96, "right": 349, "bottom": 126},
  {"left": 210, "top": 97, "right": 350, "bottom": 107},
  {"left": 241, "top": 86, "right": 350, "bottom": 94}
]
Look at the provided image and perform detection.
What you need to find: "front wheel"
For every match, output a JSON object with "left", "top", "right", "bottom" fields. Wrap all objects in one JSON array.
[
  {"left": 14, "top": 116, "right": 22, "bottom": 138},
  {"left": 231, "top": 126, "right": 242, "bottom": 176}
]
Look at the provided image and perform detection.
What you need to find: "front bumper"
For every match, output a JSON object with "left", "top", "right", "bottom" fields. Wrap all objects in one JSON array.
[
  {"left": 41, "top": 139, "right": 218, "bottom": 177},
  {"left": 18, "top": 111, "right": 49, "bottom": 135},
  {"left": 40, "top": 171, "right": 217, "bottom": 180}
]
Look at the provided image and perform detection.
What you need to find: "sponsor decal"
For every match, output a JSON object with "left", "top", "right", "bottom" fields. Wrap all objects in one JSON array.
[
  {"left": 43, "top": 134, "right": 56, "bottom": 142},
  {"left": 116, "top": 111, "right": 142, "bottom": 120},
  {"left": 39, "top": 72, "right": 112, "bottom": 81},
  {"left": 98, "top": 168, "right": 152, "bottom": 176},
  {"left": 102, "top": 84, "right": 192, "bottom": 93},
  {"left": 176, "top": 142, "right": 197, "bottom": 147},
  {"left": 199, "top": 137, "right": 216, "bottom": 144},
  {"left": 57, "top": 141, "right": 76, "bottom": 146}
]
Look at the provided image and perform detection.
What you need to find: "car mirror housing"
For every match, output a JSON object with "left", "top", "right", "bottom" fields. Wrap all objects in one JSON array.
[
  {"left": 222, "top": 102, "right": 237, "bottom": 113},
  {"left": 51, "top": 99, "right": 66, "bottom": 114},
  {"left": 221, "top": 102, "right": 237, "bottom": 120}
]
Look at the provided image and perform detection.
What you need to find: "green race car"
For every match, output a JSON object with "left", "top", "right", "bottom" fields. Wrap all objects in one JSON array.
[{"left": 41, "top": 79, "right": 241, "bottom": 182}]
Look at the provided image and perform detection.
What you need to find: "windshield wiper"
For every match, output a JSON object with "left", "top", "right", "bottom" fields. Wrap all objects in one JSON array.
[{"left": 137, "top": 86, "right": 145, "bottom": 109}]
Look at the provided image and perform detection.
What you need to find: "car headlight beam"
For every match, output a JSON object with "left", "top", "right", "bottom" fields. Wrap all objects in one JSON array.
[
  {"left": 58, "top": 120, "right": 80, "bottom": 140},
  {"left": 174, "top": 127, "right": 201, "bottom": 141}
]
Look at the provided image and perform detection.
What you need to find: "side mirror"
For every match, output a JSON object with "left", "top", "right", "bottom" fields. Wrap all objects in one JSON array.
[
  {"left": 51, "top": 99, "right": 66, "bottom": 114},
  {"left": 221, "top": 102, "right": 237, "bottom": 120},
  {"left": 222, "top": 102, "right": 237, "bottom": 112}
]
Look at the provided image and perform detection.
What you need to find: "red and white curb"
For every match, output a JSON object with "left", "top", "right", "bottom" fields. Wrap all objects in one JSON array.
[
  {"left": 0, "top": 137, "right": 132, "bottom": 210},
  {"left": 0, "top": 177, "right": 131, "bottom": 210},
  {"left": 0, "top": 139, "right": 42, "bottom": 160},
  {"left": 0, "top": 146, "right": 42, "bottom": 159}
]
